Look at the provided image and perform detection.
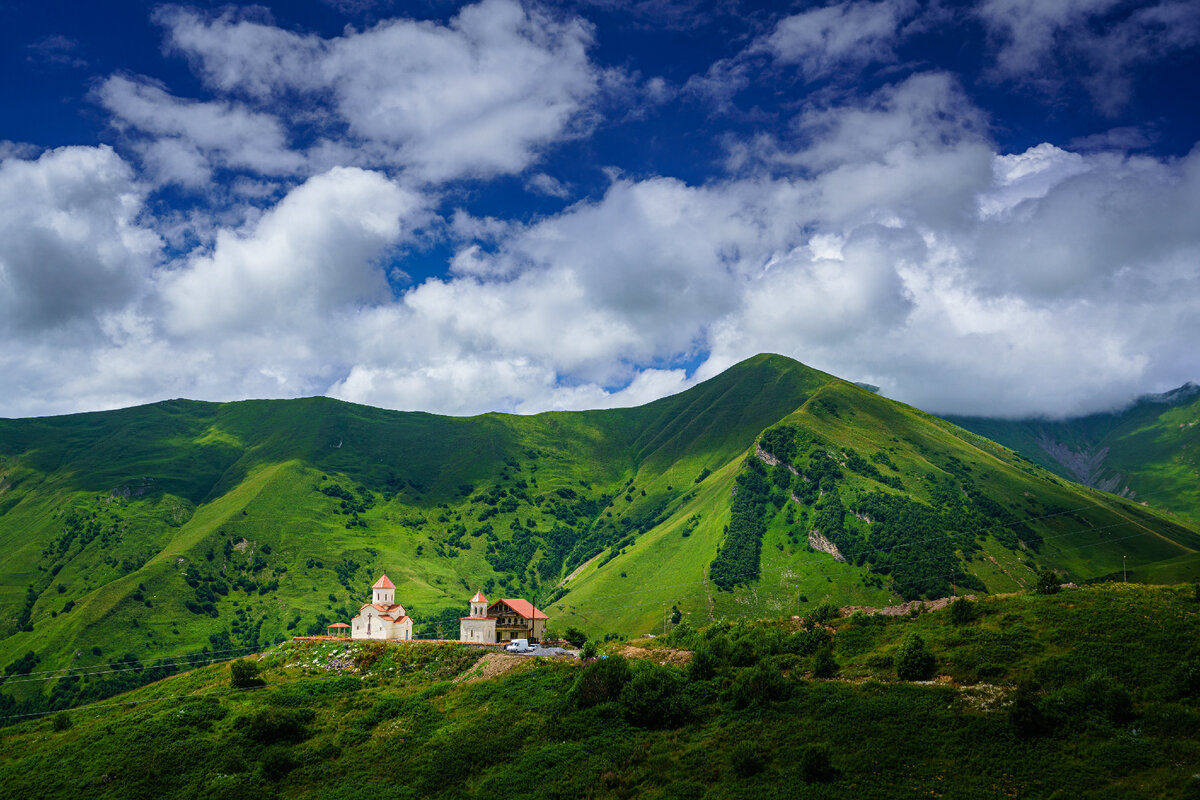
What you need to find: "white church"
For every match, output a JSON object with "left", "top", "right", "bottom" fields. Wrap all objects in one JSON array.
[{"left": 349, "top": 574, "right": 413, "bottom": 640}]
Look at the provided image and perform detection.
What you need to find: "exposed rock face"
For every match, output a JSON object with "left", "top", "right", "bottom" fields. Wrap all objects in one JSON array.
[
  {"left": 1034, "top": 433, "right": 1128, "bottom": 494},
  {"left": 808, "top": 530, "right": 845, "bottom": 562},
  {"left": 755, "top": 444, "right": 799, "bottom": 474}
]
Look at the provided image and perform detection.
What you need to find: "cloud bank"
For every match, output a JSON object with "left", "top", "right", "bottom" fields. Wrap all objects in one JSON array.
[{"left": 1, "top": 0, "right": 1198, "bottom": 420}]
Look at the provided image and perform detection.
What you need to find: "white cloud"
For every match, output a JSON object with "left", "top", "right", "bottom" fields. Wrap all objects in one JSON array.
[
  {"left": 154, "top": 0, "right": 600, "bottom": 181},
  {"left": 97, "top": 75, "right": 306, "bottom": 186},
  {"left": 0, "top": 145, "right": 160, "bottom": 336},
  {"left": 763, "top": 0, "right": 916, "bottom": 81},
  {"left": 978, "top": 0, "right": 1200, "bottom": 114},
  {"left": 160, "top": 166, "right": 425, "bottom": 336}
]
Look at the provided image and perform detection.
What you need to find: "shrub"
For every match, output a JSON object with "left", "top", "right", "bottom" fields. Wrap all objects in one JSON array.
[
  {"left": 949, "top": 596, "right": 976, "bottom": 625},
  {"left": 51, "top": 713, "right": 73, "bottom": 732},
  {"left": 258, "top": 745, "right": 298, "bottom": 781},
  {"left": 580, "top": 640, "right": 599, "bottom": 660},
  {"left": 809, "top": 603, "right": 840, "bottom": 625},
  {"left": 618, "top": 664, "right": 689, "bottom": 728},
  {"left": 895, "top": 633, "right": 936, "bottom": 681},
  {"left": 571, "top": 655, "right": 631, "bottom": 709},
  {"left": 730, "top": 741, "right": 765, "bottom": 778},
  {"left": 236, "top": 707, "right": 315, "bottom": 746},
  {"left": 563, "top": 627, "right": 588, "bottom": 647},
  {"left": 812, "top": 646, "right": 838, "bottom": 679},
  {"left": 1036, "top": 568, "right": 1061, "bottom": 595},
  {"left": 729, "top": 661, "right": 789, "bottom": 709},
  {"left": 1010, "top": 683, "right": 1052, "bottom": 739},
  {"left": 796, "top": 744, "right": 838, "bottom": 782},
  {"left": 230, "top": 658, "right": 265, "bottom": 689}
]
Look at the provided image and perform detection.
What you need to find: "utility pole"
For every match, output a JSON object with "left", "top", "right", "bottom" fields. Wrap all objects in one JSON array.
[{"left": 1123, "top": 555, "right": 1127, "bottom": 583}]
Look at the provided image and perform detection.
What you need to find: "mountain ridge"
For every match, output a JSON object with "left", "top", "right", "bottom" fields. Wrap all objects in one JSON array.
[{"left": 1, "top": 353, "right": 1197, "bottom": 717}]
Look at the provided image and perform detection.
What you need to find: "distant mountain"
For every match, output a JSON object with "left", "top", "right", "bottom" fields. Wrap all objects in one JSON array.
[
  {"left": 946, "top": 383, "right": 1200, "bottom": 524},
  {"left": 2, "top": 354, "right": 1198, "bottom": 715}
]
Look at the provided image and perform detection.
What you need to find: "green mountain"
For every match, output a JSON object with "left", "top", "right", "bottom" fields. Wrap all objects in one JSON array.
[
  {"left": 2, "top": 354, "right": 1198, "bottom": 716},
  {"left": 3, "top": 584, "right": 1199, "bottom": 799},
  {"left": 946, "top": 383, "right": 1200, "bottom": 525}
]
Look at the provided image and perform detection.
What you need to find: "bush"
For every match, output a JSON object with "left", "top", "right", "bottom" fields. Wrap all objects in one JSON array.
[
  {"left": 730, "top": 741, "right": 765, "bottom": 778},
  {"left": 1036, "top": 568, "right": 1061, "bottom": 595},
  {"left": 895, "top": 633, "right": 936, "bottom": 681},
  {"left": 571, "top": 655, "right": 631, "bottom": 709},
  {"left": 809, "top": 603, "right": 840, "bottom": 625},
  {"left": 580, "top": 640, "right": 599, "bottom": 660},
  {"left": 812, "top": 646, "right": 838, "bottom": 679},
  {"left": 729, "top": 661, "right": 789, "bottom": 709},
  {"left": 949, "top": 596, "right": 976, "bottom": 625},
  {"left": 796, "top": 744, "right": 838, "bottom": 782},
  {"left": 230, "top": 658, "right": 265, "bottom": 689},
  {"left": 236, "top": 707, "right": 315, "bottom": 746},
  {"left": 1010, "top": 683, "right": 1052, "bottom": 739},
  {"left": 618, "top": 664, "right": 689, "bottom": 728},
  {"left": 51, "top": 713, "right": 73, "bottom": 732},
  {"left": 563, "top": 627, "right": 588, "bottom": 647}
]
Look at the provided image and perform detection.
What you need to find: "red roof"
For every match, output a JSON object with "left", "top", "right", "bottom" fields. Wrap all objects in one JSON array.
[
  {"left": 327, "top": 622, "right": 350, "bottom": 628},
  {"left": 373, "top": 574, "right": 395, "bottom": 589},
  {"left": 359, "top": 602, "right": 405, "bottom": 614},
  {"left": 497, "top": 599, "right": 548, "bottom": 620},
  {"left": 471, "top": 590, "right": 487, "bottom": 603}
]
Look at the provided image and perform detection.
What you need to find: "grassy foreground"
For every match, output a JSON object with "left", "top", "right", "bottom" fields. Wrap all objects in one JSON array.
[{"left": 3, "top": 583, "right": 1199, "bottom": 799}]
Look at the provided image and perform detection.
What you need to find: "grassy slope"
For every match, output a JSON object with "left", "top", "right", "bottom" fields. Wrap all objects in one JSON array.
[
  {"left": 1, "top": 354, "right": 1198, "bottom": 704},
  {"left": 947, "top": 388, "right": 1200, "bottom": 525},
  {"left": 2, "top": 584, "right": 1199, "bottom": 799},
  {"left": 554, "top": 378, "right": 1200, "bottom": 634}
]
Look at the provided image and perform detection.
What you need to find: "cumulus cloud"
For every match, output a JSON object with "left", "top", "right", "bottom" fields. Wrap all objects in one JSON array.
[
  {"left": 97, "top": 75, "right": 304, "bottom": 186},
  {"left": 153, "top": 0, "right": 600, "bottom": 181},
  {"left": 160, "top": 166, "right": 425, "bottom": 337},
  {"left": 762, "top": 0, "right": 917, "bottom": 81},
  {"left": 0, "top": 146, "right": 160, "bottom": 336},
  {"left": 4, "top": 5, "right": 1200, "bottom": 422}
]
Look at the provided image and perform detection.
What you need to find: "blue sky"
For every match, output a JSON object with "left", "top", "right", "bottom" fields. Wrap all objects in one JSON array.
[{"left": 2, "top": 0, "right": 1199, "bottom": 419}]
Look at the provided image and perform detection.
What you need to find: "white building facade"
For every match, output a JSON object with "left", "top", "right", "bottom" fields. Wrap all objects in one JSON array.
[{"left": 350, "top": 574, "right": 413, "bottom": 640}]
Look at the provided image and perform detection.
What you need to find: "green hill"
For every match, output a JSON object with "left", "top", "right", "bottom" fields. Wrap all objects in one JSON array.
[
  {"left": 2, "top": 584, "right": 1199, "bottom": 799},
  {"left": 946, "top": 384, "right": 1200, "bottom": 525},
  {"left": 1, "top": 354, "right": 1198, "bottom": 718}
]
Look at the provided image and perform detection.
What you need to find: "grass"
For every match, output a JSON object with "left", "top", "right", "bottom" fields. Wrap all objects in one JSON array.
[
  {"left": 2, "top": 584, "right": 1199, "bottom": 799},
  {"left": 1, "top": 354, "right": 1198, "bottom": 718}
]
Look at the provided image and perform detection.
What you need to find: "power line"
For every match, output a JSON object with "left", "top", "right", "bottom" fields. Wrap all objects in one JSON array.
[
  {"left": 6, "top": 644, "right": 265, "bottom": 680},
  {"left": 0, "top": 652, "right": 458, "bottom": 723}
]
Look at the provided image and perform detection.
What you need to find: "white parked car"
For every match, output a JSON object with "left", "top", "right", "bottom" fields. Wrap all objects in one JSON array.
[{"left": 505, "top": 639, "right": 535, "bottom": 652}]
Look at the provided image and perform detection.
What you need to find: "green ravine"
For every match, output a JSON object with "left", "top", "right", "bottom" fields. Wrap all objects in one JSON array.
[
  {"left": 946, "top": 384, "right": 1200, "bottom": 526},
  {"left": 2, "top": 584, "right": 1200, "bottom": 799},
  {"left": 1, "top": 354, "right": 1198, "bottom": 718}
]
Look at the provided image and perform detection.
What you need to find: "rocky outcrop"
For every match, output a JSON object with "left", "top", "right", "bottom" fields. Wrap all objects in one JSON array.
[
  {"left": 756, "top": 444, "right": 799, "bottom": 475},
  {"left": 808, "top": 530, "right": 845, "bottom": 562},
  {"left": 1034, "top": 433, "right": 1129, "bottom": 494}
]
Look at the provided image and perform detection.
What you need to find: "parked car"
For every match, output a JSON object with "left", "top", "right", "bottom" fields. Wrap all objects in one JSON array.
[{"left": 505, "top": 639, "right": 532, "bottom": 652}]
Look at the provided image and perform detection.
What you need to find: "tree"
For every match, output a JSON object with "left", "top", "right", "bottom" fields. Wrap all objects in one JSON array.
[
  {"left": 895, "top": 633, "right": 935, "bottom": 681},
  {"left": 570, "top": 655, "right": 630, "bottom": 708},
  {"left": 618, "top": 664, "right": 689, "bottom": 728},
  {"left": 563, "top": 626, "right": 588, "bottom": 647},
  {"left": 1036, "top": 568, "right": 1060, "bottom": 595},
  {"left": 230, "top": 658, "right": 264, "bottom": 689},
  {"left": 812, "top": 646, "right": 838, "bottom": 679},
  {"left": 797, "top": 745, "right": 838, "bottom": 782},
  {"left": 949, "top": 596, "right": 976, "bottom": 625}
]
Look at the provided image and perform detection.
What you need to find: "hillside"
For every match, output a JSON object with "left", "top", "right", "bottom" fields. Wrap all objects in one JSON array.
[
  {"left": 2, "top": 353, "right": 1199, "bottom": 718},
  {"left": 2, "top": 584, "right": 1199, "bottom": 799},
  {"left": 947, "top": 384, "right": 1200, "bottom": 524}
]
